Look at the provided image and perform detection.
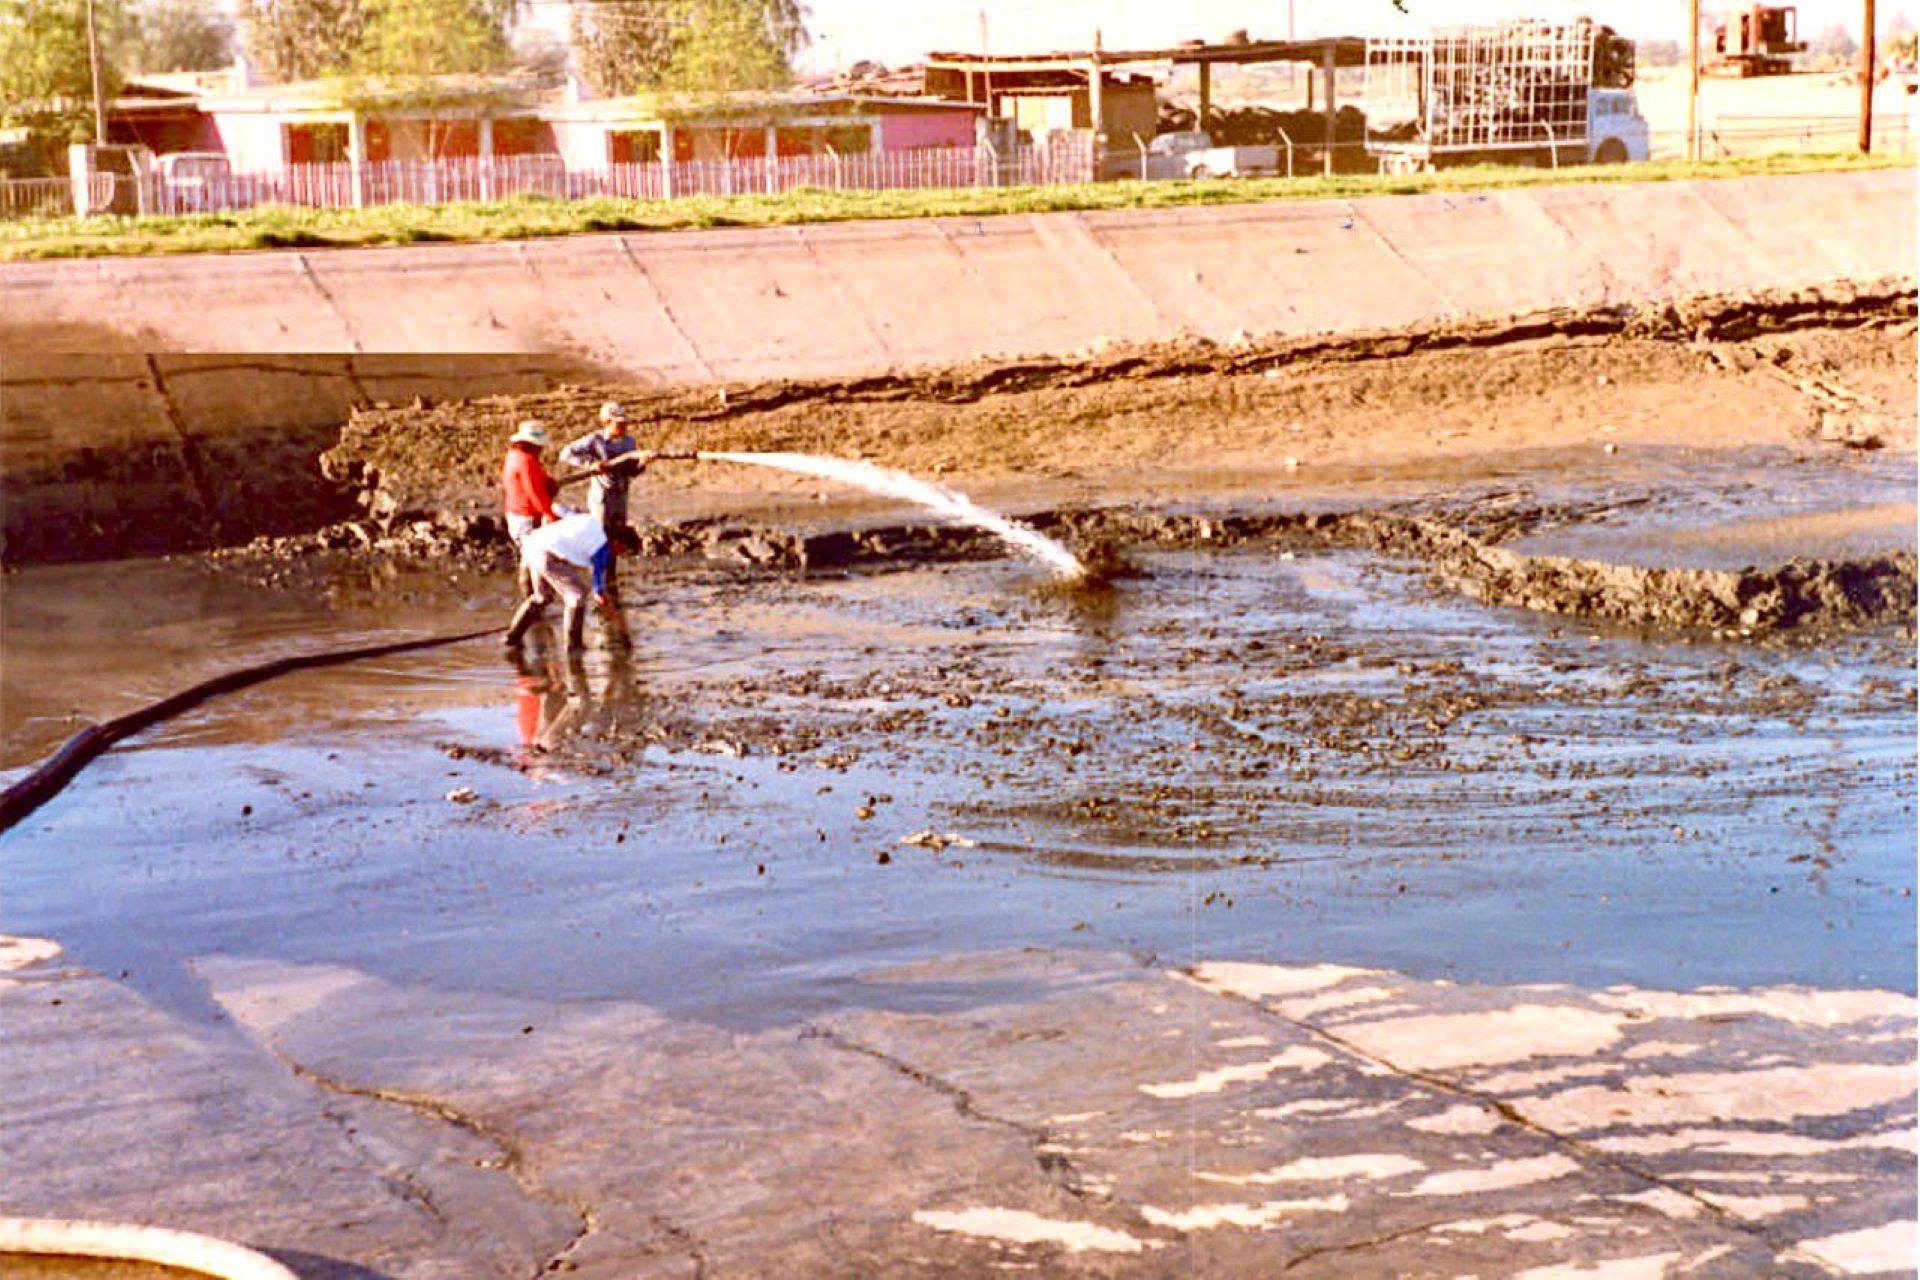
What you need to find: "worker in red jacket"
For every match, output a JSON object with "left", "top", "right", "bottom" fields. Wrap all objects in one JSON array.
[{"left": 502, "top": 419, "right": 563, "bottom": 546}]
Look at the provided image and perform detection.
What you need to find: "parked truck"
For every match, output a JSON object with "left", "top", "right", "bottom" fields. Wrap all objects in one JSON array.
[
  {"left": 1363, "top": 20, "right": 1650, "bottom": 172},
  {"left": 1142, "top": 130, "right": 1282, "bottom": 179}
]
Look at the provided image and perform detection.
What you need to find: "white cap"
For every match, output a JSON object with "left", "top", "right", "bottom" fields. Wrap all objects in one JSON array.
[
  {"left": 510, "top": 419, "right": 550, "bottom": 448},
  {"left": 599, "top": 401, "right": 629, "bottom": 425}
]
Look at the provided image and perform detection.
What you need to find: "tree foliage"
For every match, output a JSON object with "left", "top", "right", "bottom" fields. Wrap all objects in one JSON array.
[
  {"left": 240, "top": 0, "right": 364, "bottom": 82},
  {"left": 352, "top": 0, "right": 513, "bottom": 81},
  {"left": 242, "top": 0, "right": 518, "bottom": 87},
  {"left": 132, "top": 0, "right": 235, "bottom": 72},
  {"left": 570, "top": 0, "right": 674, "bottom": 97},
  {"left": 570, "top": 0, "right": 806, "bottom": 99},
  {"left": 0, "top": 0, "right": 130, "bottom": 164},
  {"left": 665, "top": 0, "right": 802, "bottom": 97}
]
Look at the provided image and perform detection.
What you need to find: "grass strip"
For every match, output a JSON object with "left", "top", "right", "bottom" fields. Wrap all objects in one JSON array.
[{"left": 0, "top": 152, "right": 1905, "bottom": 261}]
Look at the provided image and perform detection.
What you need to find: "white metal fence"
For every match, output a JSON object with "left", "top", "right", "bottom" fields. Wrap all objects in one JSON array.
[
  {"left": 0, "top": 174, "right": 114, "bottom": 220},
  {"left": 0, "top": 139, "right": 1096, "bottom": 220}
]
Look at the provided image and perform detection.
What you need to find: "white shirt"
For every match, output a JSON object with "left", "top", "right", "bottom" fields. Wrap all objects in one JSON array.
[{"left": 521, "top": 513, "right": 607, "bottom": 567}]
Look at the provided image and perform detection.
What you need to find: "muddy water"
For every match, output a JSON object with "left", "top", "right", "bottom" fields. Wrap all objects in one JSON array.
[{"left": 1, "top": 544, "right": 1913, "bottom": 1031}]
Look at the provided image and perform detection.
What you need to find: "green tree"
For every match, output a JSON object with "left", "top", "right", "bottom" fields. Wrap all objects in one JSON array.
[
  {"left": 0, "top": 0, "right": 131, "bottom": 167},
  {"left": 570, "top": 0, "right": 805, "bottom": 99},
  {"left": 570, "top": 0, "right": 674, "bottom": 97},
  {"left": 132, "top": 0, "right": 234, "bottom": 72},
  {"left": 353, "top": 0, "right": 513, "bottom": 81},
  {"left": 663, "top": 0, "right": 803, "bottom": 96},
  {"left": 239, "top": 0, "right": 363, "bottom": 83}
]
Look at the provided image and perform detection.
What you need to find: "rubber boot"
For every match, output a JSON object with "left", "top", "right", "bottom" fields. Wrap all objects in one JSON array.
[
  {"left": 504, "top": 598, "right": 544, "bottom": 648},
  {"left": 563, "top": 601, "right": 587, "bottom": 652}
]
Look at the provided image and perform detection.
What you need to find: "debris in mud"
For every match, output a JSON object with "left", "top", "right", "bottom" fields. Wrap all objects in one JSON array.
[
  {"left": 901, "top": 831, "right": 977, "bottom": 852},
  {"left": 206, "top": 492, "right": 1916, "bottom": 641}
]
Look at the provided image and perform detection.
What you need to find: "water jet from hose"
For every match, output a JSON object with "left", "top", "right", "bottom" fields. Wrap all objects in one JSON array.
[{"left": 688, "top": 452, "right": 1086, "bottom": 581}]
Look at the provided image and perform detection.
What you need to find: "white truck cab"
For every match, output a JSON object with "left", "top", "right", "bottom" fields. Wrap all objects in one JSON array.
[{"left": 1586, "top": 89, "right": 1650, "bottom": 164}]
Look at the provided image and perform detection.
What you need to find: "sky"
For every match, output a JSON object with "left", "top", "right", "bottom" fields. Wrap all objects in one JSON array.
[{"left": 789, "top": 0, "right": 1917, "bottom": 73}]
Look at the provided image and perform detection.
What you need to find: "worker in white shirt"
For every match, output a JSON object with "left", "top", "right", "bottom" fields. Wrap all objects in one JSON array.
[{"left": 505, "top": 512, "right": 631, "bottom": 651}]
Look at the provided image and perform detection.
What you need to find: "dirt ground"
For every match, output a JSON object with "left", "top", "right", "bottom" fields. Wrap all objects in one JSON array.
[
  {"left": 290, "top": 285, "right": 1920, "bottom": 639},
  {"left": 1634, "top": 67, "right": 1920, "bottom": 157},
  {"left": 327, "top": 286, "right": 1916, "bottom": 520}
]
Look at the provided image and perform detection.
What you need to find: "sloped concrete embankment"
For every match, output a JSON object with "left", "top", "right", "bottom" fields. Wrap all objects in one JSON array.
[
  {"left": 1, "top": 169, "right": 1913, "bottom": 564},
  {"left": 0, "top": 354, "right": 590, "bottom": 563},
  {"left": 5, "top": 170, "right": 1913, "bottom": 373}
]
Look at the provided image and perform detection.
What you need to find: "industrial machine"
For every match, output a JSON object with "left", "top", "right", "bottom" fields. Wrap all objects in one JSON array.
[
  {"left": 1363, "top": 21, "right": 1649, "bottom": 171},
  {"left": 1708, "top": 5, "right": 1806, "bottom": 77}
]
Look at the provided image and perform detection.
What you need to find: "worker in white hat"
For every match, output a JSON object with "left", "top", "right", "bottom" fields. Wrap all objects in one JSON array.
[{"left": 502, "top": 419, "right": 566, "bottom": 548}]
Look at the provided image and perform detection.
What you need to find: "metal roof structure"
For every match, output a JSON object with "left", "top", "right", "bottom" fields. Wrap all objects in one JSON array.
[
  {"left": 923, "top": 36, "right": 1367, "bottom": 173},
  {"left": 924, "top": 37, "right": 1368, "bottom": 73}
]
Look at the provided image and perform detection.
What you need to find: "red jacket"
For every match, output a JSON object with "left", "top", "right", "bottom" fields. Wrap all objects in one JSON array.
[{"left": 502, "top": 445, "right": 558, "bottom": 520}]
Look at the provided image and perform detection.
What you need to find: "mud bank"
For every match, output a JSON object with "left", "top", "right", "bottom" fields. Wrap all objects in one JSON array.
[
  {"left": 217, "top": 489, "right": 1918, "bottom": 639},
  {"left": 4, "top": 283, "right": 1911, "bottom": 567},
  {"left": 320, "top": 281, "right": 1915, "bottom": 519}
]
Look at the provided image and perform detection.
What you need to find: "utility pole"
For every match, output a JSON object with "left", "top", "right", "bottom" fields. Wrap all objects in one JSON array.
[
  {"left": 86, "top": 0, "right": 108, "bottom": 144},
  {"left": 1860, "top": 0, "right": 1876, "bottom": 152},
  {"left": 1687, "top": 0, "right": 1700, "bottom": 160}
]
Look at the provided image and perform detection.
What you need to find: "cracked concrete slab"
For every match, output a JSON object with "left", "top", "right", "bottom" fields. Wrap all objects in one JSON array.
[
  {"left": 0, "top": 950, "right": 575, "bottom": 1279},
  {"left": 5, "top": 941, "right": 1908, "bottom": 1277}
]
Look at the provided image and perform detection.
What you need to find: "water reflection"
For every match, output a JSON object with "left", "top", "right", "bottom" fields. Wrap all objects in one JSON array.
[{"left": 508, "top": 640, "right": 650, "bottom": 774}]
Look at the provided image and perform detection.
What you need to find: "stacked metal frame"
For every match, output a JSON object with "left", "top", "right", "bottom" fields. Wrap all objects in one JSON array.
[{"left": 1365, "top": 22, "right": 1600, "bottom": 165}]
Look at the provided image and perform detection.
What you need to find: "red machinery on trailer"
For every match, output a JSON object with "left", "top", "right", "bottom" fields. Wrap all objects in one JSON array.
[{"left": 1709, "top": 5, "right": 1808, "bottom": 77}]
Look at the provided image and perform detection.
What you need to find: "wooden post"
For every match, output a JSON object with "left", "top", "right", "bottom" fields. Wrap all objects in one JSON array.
[
  {"left": 478, "top": 116, "right": 495, "bottom": 201},
  {"left": 1860, "top": 0, "right": 1877, "bottom": 153},
  {"left": 765, "top": 123, "right": 779, "bottom": 193},
  {"left": 1322, "top": 46, "right": 1337, "bottom": 175},
  {"left": 86, "top": 0, "right": 107, "bottom": 144},
  {"left": 1088, "top": 33, "right": 1105, "bottom": 178},
  {"left": 1198, "top": 62, "right": 1212, "bottom": 136},
  {"left": 1687, "top": 0, "right": 1700, "bottom": 160},
  {"left": 348, "top": 114, "right": 368, "bottom": 208}
]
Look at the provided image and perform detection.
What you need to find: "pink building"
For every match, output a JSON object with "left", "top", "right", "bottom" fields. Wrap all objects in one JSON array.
[
  {"left": 109, "top": 74, "right": 985, "bottom": 175},
  {"left": 545, "top": 91, "right": 984, "bottom": 169}
]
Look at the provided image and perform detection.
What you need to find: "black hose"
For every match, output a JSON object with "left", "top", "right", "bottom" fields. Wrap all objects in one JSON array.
[{"left": 0, "top": 626, "right": 503, "bottom": 837}]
